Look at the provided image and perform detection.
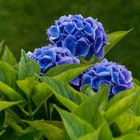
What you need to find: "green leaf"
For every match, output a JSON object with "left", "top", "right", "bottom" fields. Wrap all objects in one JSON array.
[
  {"left": 133, "top": 77, "right": 140, "bottom": 86},
  {"left": 10, "top": 122, "right": 35, "bottom": 137},
  {"left": 78, "top": 125, "right": 112, "bottom": 140},
  {"left": 73, "top": 85, "right": 112, "bottom": 139},
  {"left": 0, "top": 130, "right": 6, "bottom": 137},
  {"left": 0, "top": 82, "right": 24, "bottom": 101},
  {"left": 98, "top": 122, "right": 112, "bottom": 140},
  {"left": 113, "top": 133, "right": 140, "bottom": 140},
  {"left": 115, "top": 111, "right": 140, "bottom": 133},
  {"left": 55, "top": 105, "right": 95, "bottom": 140},
  {"left": 45, "top": 120, "right": 64, "bottom": 129},
  {"left": 6, "top": 108, "right": 23, "bottom": 124},
  {"left": 132, "top": 96, "right": 140, "bottom": 116},
  {"left": 0, "top": 101, "right": 22, "bottom": 111},
  {"left": 107, "top": 87, "right": 139, "bottom": 109},
  {"left": 18, "top": 49, "right": 40, "bottom": 80},
  {"left": 0, "top": 41, "right": 5, "bottom": 59},
  {"left": 0, "top": 41, "right": 4, "bottom": 50},
  {"left": 46, "top": 63, "right": 87, "bottom": 77},
  {"left": 73, "top": 85, "right": 109, "bottom": 128},
  {"left": 78, "top": 129, "right": 100, "bottom": 140},
  {"left": 1, "top": 46, "right": 17, "bottom": 65},
  {"left": 17, "top": 77, "right": 38, "bottom": 100},
  {"left": 105, "top": 29, "right": 132, "bottom": 55},
  {"left": 41, "top": 77, "right": 86, "bottom": 105},
  {"left": 54, "top": 93, "right": 78, "bottom": 112},
  {"left": 27, "top": 120, "right": 69, "bottom": 140},
  {"left": 53, "top": 64, "right": 91, "bottom": 83},
  {"left": 81, "top": 85, "right": 96, "bottom": 97},
  {"left": 32, "top": 82, "right": 52, "bottom": 107},
  {"left": 0, "top": 61, "right": 17, "bottom": 87},
  {"left": 104, "top": 88, "right": 140, "bottom": 124},
  {"left": 0, "top": 127, "right": 35, "bottom": 140}
]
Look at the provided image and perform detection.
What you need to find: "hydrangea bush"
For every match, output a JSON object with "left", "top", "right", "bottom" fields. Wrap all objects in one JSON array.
[{"left": 0, "top": 15, "right": 140, "bottom": 140}]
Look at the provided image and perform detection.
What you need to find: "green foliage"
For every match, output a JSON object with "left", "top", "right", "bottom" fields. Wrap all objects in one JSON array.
[
  {"left": 18, "top": 49, "right": 40, "bottom": 80},
  {"left": 0, "top": 31, "right": 139, "bottom": 140},
  {"left": 1, "top": 46, "right": 17, "bottom": 65},
  {"left": 0, "top": 82, "right": 24, "bottom": 101},
  {"left": 53, "top": 64, "right": 91, "bottom": 83},
  {"left": 0, "top": 101, "right": 22, "bottom": 112},
  {"left": 0, "top": 62, "right": 17, "bottom": 87},
  {"left": 105, "top": 30, "right": 132, "bottom": 55},
  {"left": 104, "top": 89, "right": 140, "bottom": 124},
  {"left": 55, "top": 105, "right": 95, "bottom": 140}
]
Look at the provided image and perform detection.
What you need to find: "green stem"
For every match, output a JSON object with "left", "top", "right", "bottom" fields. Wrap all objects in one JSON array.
[
  {"left": 44, "top": 100, "right": 50, "bottom": 120},
  {"left": 18, "top": 105, "right": 29, "bottom": 116},
  {"left": 27, "top": 99, "right": 33, "bottom": 120}
]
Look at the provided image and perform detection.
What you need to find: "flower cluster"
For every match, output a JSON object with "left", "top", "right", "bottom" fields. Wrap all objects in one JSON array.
[
  {"left": 28, "top": 14, "right": 133, "bottom": 97},
  {"left": 47, "top": 15, "right": 108, "bottom": 59},
  {"left": 71, "top": 59, "right": 133, "bottom": 96},
  {"left": 27, "top": 44, "right": 80, "bottom": 75}
]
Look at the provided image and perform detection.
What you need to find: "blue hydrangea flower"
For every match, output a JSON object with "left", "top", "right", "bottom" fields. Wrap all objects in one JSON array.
[
  {"left": 47, "top": 15, "right": 108, "bottom": 59},
  {"left": 27, "top": 44, "right": 80, "bottom": 75},
  {"left": 71, "top": 59, "right": 133, "bottom": 97}
]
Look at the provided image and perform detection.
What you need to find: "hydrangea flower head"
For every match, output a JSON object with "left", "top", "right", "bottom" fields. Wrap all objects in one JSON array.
[
  {"left": 47, "top": 15, "right": 108, "bottom": 59},
  {"left": 71, "top": 59, "right": 133, "bottom": 97},
  {"left": 27, "top": 44, "right": 80, "bottom": 75}
]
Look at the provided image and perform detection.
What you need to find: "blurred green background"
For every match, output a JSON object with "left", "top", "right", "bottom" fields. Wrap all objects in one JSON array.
[{"left": 0, "top": 0, "right": 140, "bottom": 79}]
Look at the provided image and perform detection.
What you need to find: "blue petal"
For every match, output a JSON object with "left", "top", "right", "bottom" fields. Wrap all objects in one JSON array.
[
  {"left": 75, "top": 38, "right": 89, "bottom": 56},
  {"left": 119, "top": 72, "right": 126, "bottom": 85},
  {"left": 43, "top": 61, "right": 55, "bottom": 74},
  {"left": 64, "top": 22, "right": 75, "bottom": 34},
  {"left": 112, "top": 66, "right": 119, "bottom": 73},
  {"left": 85, "top": 46, "right": 94, "bottom": 59},
  {"left": 96, "top": 67, "right": 111, "bottom": 76},
  {"left": 127, "top": 82, "right": 133, "bottom": 88},
  {"left": 38, "top": 56, "right": 54, "bottom": 69},
  {"left": 71, "top": 77, "right": 80, "bottom": 86},
  {"left": 91, "top": 76, "right": 100, "bottom": 90},
  {"left": 75, "top": 20, "right": 84, "bottom": 30},
  {"left": 85, "top": 17, "right": 98, "bottom": 29},
  {"left": 34, "top": 49, "right": 42, "bottom": 59},
  {"left": 95, "top": 30, "right": 102, "bottom": 38},
  {"left": 84, "top": 22, "right": 94, "bottom": 36},
  {"left": 73, "top": 57, "right": 80, "bottom": 63},
  {"left": 61, "top": 48, "right": 72, "bottom": 56},
  {"left": 81, "top": 74, "right": 92, "bottom": 87},
  {"left": 63, "top": 35, "right": 77, "bottom": 55},
  {"left": 94, "top": 46, "right": 104, "bottom": 59},
  {"left": 70, "top": 15, "right": 83, "bottom": 21},
  {"left": 56, "top": 54, "right": 61, "bottom": 62},
  {"left": 56, "top": 57, "right": 73, "bottom": 65},
  {"left": 122, "top": 70, "right": 132, "bottom": 83},
  {"left": 47, "top": 25, "right": 60, "bottom": 40},
  {"left": 111, "top": 72, "right": 119, "bottom": 84},
  {"left": 85, "top": 35, "right": 95, "bottom": 45},
  {"left": 43, "top": 50, "right": 56, "bottom": 61},
  {"left": 91, "top": 76, "right": 111, "bottom": 91},
  {"left": 27, "top": 51, "right": 32, "bottom": 58},
  {"left": 94, "top": 37, "right": 103, "bottom": 53},
  {"left": 98, "top": 77, "right": 111, "bottom": 85},
  {"left": 75, "top": 31, "right": 85, "bottom": 39},
  {"left": 112, "top": 85, "right": 128, "bottom": 94}
]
